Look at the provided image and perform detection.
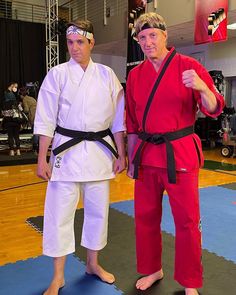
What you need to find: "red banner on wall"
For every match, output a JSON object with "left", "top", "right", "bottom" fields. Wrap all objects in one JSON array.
[{"left": 194, "top": 0, "right": 228, "bottom": 45}]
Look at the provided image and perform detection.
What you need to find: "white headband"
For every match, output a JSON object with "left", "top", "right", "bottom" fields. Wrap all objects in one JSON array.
[{"left": 66, "top": 25, "right": 93, "bottom": 40}]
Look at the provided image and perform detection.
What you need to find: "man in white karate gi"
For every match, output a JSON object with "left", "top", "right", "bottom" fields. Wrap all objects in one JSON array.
[{"left": 34, "top": 19, "right": 126, "bottom": 295}]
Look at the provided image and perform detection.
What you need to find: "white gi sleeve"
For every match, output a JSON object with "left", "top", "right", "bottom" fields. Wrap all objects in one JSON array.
[
  {"left": 109, "top": 70, "right": 126, "bottom": 134},
  {"left": 34, "top": 67, "right": 61, "bottom": 137}
]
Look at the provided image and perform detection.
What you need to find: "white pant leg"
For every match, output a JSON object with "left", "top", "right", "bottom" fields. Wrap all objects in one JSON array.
[
  {"left": 43, "top": 181, "right": 80, "bottom": 257},
  {"left": 81, "top": 180, "right": 110, "bottom": 251}
]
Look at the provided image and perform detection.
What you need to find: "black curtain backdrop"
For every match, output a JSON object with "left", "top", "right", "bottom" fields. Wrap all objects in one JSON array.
[
  {"left": 126, "top": 0, "right": 145, "bottom": 78},
  {"left": 59, "top": 31, "right": 67, "bottom": 66},
  {"left": 126, "top": 1, "right": 154, "bottom": 78},
  {"left": 0, "top": 18, "right": 46, "bottom": 100}
]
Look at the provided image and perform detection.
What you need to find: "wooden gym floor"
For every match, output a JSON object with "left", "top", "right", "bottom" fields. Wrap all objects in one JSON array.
[{"left": 0, "top": 148, "right": 236, "bottom": 267}]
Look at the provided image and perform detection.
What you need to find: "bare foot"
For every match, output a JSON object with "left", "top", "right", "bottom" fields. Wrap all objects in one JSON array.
[
  {"left": 136, "top": 269, "right": 164, "bottom": 290},
  {"left": 43, "top": 279, "right": 65, "bottom": 295},
  {"left": 86, "top": 264, "right": 115, "bottom": 284},
  {"left": 185, "top": 288, "right": 199, "bottom": 295}
]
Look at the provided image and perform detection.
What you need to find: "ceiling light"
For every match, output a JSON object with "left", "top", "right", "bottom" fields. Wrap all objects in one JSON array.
[{"left": 227, "top": 23, "right": 236, "bottom": 30}]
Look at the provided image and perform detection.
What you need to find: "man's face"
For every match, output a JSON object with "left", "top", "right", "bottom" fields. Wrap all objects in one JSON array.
[
  {"left": 67, "top": 33, "right": 94, "bottom": 66},
  {"left": 138, "top": 27, "right": 167, "bottom": 60}
]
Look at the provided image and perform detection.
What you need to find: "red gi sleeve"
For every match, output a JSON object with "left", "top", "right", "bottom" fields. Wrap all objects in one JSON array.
[
  {"left": 193, "top": 62, "right": 225, "bottom": 118},
  {"left": 126, "top": 71, "right": 139, "bottom": 134}
]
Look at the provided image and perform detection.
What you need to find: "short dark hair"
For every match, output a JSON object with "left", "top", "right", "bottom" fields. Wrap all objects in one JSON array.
[
  {"left": 7, "top": 82, "right": 17, "bottom": 89},
  {"left": 19, "top": 87, "right": 28, "bottom": 96}
]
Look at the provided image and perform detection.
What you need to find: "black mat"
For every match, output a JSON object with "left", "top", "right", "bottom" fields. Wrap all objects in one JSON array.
[
  {"left": 27, "top": 208, "right": 236, "bottom": 295},
  {"left": 0, "top": 151, "right": 37, "bottom": 166},
  {"left": 219, "top": 182, "right": 236, "bottom": 190},
  {"left": 204, "top": 160, "right": 236, "bottom": 171}
]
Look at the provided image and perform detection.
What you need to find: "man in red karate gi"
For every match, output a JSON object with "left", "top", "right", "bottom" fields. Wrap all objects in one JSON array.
[{"left": 126, "top": 12, "right": 224, "bottom": 295}]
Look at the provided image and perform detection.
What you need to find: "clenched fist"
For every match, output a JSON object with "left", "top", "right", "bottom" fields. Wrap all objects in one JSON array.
[{"left": 182, "top": 69, "right": 207, "bottom": 92}]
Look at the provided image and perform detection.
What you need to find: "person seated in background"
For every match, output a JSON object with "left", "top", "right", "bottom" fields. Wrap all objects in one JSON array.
[
  {"left": 1, "top": 82, "right": 21, "bottom": 156},
  {"left": 19, "top": 87, "right": 38, "bottom": 152}
]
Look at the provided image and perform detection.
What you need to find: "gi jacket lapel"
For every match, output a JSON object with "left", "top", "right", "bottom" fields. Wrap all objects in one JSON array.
[
  {"left": 142, "top": 49, "right": 176, "bottom": 131},
  {"left": 133, "top": 49, "right": 177, "bottom": 181}
]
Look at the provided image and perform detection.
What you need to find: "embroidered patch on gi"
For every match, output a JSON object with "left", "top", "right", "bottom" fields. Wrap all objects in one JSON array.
[{"left": 54, "top": 156, "right": 62, "bottom": 168}]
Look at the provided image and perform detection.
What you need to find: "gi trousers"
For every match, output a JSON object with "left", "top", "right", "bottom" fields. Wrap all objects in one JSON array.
[
  {"left": 135, "top": 166, "right": 203, "bottom": 288},
  {"left": 43, "top": 180, "right": 110, "bottom": 257}
]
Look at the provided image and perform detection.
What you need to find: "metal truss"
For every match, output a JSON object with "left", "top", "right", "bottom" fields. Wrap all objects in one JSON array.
[{"left": 45, "top": 0, "right": 59, "bottom": 72}]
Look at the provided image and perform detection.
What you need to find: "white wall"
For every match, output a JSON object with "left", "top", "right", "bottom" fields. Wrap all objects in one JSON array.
[
  {"left": 148, "top": 0, "right": 236, "bottom": 26},
  {"left": 19, "top": 0, "right": 44, "bottom": 6},
  {"left": 177, "top": 37, "right": 236, "bottom": 77},
  {"left": 91, "top": 53, "right": 127, "bottom": 82},
  {"left": 147, "top": 0, "right": 195, "bottom": 25}
]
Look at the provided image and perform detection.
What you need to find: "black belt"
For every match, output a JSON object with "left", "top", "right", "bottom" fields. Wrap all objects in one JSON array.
[
  {"left": 53, "top": 125, "right": 118, "bottom": 158},
  {"left": 132, "top": 125, "right": 194, "bottom": 183}
]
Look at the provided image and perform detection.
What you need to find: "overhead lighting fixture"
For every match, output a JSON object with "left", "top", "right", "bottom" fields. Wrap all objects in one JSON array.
[{"left": 227, "top": 23, "right": 236, "bottom": 30}]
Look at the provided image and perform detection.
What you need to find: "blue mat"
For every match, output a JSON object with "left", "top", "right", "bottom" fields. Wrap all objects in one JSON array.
[
  {"left": 0, "top": 254, "right": 122, "bottom": 295},
  {"left": 1, "top": 185, "right": 236, "bottom": 295},
  {"left": 111, "top": 186, "right": 236, "bottom": 263}
]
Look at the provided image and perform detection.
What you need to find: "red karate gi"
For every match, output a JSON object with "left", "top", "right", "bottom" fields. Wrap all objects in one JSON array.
[{"left": 126, "top": 47, "right": 224, "bottom": 288}]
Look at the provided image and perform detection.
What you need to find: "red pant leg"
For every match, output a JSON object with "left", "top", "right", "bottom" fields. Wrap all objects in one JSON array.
[
  {"left": 134, "top": 166, "right": 164, "bottom": 274},
  {"left": 164, "top": 169, "right": 203, "bottom": 288}
]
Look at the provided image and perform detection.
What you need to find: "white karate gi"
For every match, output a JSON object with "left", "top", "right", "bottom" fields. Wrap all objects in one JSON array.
[{"left": 34, "top": 58, "right": 125, "bottom": 256}]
